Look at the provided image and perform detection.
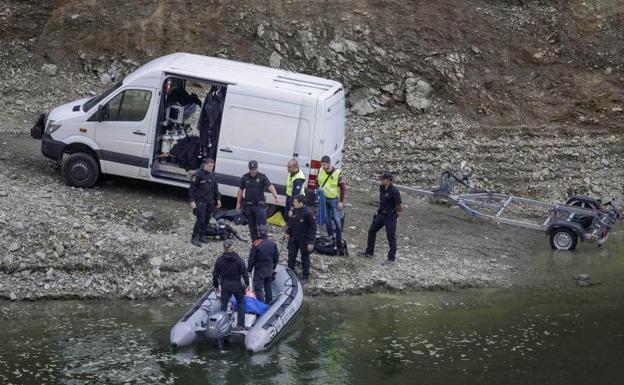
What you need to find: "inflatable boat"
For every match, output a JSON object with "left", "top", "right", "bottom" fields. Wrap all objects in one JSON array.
[{"left": 170, "top": 265, "right": 303, "bottom": 352}]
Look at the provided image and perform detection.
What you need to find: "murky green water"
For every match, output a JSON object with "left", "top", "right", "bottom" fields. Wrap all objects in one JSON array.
[{"left": 2, "top": 231, "right": 624, "bottom": 385}]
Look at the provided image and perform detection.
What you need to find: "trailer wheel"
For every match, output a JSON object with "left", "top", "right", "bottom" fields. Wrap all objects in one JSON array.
[
  {"left": 549, "top": 228, "right": 577, "bottom": 251},
  {"left": 62, "top": 153, "right": 99, "bottom": 188}
]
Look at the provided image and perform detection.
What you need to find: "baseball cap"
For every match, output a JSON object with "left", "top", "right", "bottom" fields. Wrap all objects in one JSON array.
[
  {"left": 223, "top": 239, "right": 234, "bottom": 249},
  {"left": 202, "top": 157, "right": 214, "bottom": 164},
  {"left": 248, "top": 160, "right": 258, "bottom": 170},
  {"left": 380, "top": 171, "right": 394, "bottom": 180}
]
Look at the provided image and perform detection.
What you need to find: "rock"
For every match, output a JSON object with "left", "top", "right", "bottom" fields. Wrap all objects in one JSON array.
[
  {"left": 364, "top": 136, "right": 373, "bottom": 144},
  {"left": 351, "top": 98, "right": 382, "bottom": 115},
  {"left": 256, "top": 24, "right": 265, "bottom": 38},
  {"left": 0, "top": 191, "right": 8, "bottom": 197},
  {"left": 94, "top": 240, "right": 104, "bottom": 248},
  {"left": 329, "top": 41, "right": 344, "bottom": 53},
  {"left": 142, "top": 211, "right": 154, "bottom": 220},
  {"left": 576, "top": 274, "right": 589, "bottom": 281},
  {"left": 84, "top": 224, "right": 96, "bottom": 233},
  {"left": 41, "top": 63, "right": 58, "bottom": 76},
  {"left": 269, "top": 51, "right": 282, "bottom": 68},
  {"left": 8, "top": 242, "right": 20, "bottom": 252},
  {"left": 99, "top": 73, "right": 112, "bottom": 85},
  {"left": 55, "top": 243, "right": 65, "bottom": 256},
  {"left": 343, "top": 39, "right": 360, "bottom": 53},
  {"left": 149, "top": 256, "right": 162, "bottom": 268},
  {"left": 83, "top": 277, "right": 93, "bottom": 288},
  {"left": 192, "top": 266, "right": 199, "bottom": 275},
  {"left": 9, "top": 292, "right": 17, "bottom": 301},
  {"left": 405, "top": 77, "right": 433, "bottom": 112}
]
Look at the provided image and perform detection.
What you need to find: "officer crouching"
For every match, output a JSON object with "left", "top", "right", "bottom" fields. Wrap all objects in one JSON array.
[{"left": 190, "top": 158, "right": 221, "bottom": 247}]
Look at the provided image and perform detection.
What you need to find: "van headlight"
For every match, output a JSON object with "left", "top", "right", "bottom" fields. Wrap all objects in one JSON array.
[{"left": 45, "top": 120, "right": 62, "bottom": 134}]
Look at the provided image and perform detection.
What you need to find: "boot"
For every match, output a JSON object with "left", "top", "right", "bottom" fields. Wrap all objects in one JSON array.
[
  {"left": 198, "top": 235, "right": 209, "bottom": 244},
  {"left": 191, "top": 237, "right": 203, "bottom": 247}
]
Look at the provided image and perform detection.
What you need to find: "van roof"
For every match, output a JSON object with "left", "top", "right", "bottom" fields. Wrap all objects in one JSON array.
[{"left": 123, "top": 52, "right": 343, "bottom": 97}]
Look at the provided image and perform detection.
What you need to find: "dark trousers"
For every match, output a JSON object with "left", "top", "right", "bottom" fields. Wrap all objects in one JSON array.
[
  {"left": 244, "top": 202, "right": 267, "bottom": 241},
  {"left": 192, "top": 201, "right": 215, "bottom": 238},
  {"left": 284, "top": 196, "right": 294, "bottom": 218},
  {"left": 365, "top": 212, "right": 397, "bottom": 260},
  {"left": 219, "top": 285, "right": 245, "bottom": 327},
  {"left": 288, "top": 238, "right": 311, "bottom": 279},
  {"left": 253, "top": 274, "right": 273, "bottom": 304}
]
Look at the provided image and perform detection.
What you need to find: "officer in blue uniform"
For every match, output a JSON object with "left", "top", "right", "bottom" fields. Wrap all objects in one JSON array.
[
  {"left": 358, "top": 172, "right": 403, "bottom": 266},
  {"left": 189, "top": 158, "right": 221, "bottom": 247}
]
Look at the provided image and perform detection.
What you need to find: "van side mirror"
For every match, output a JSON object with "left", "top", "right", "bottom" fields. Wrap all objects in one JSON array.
[{"left": 97, "top": 105, "right": 105, "bottom": 122}]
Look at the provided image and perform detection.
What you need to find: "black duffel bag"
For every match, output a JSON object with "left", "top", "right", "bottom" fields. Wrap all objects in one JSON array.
[{"left": 314, "top": 235, "right": 348, "bottom": 256}]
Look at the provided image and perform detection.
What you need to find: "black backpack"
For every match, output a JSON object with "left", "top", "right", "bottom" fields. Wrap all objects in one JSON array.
[{"left": 314, "top": 235, "right": 348, "bottom": 256}]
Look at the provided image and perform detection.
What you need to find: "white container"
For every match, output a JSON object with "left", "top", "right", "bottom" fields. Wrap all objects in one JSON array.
[{"left": 244, "top": 313, "right": 256, "bottom": 328}]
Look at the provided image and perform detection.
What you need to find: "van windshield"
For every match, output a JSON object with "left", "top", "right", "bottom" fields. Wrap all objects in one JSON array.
[{"left": 82, "top": 81, "right": 122, "bottom": 112}]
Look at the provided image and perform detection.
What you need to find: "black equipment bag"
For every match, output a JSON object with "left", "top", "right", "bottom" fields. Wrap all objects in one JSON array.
[
  {"left": 313, "top": 235, "right": 348, "bottom": 256},
  {"left": 205, "top": 221, "right": 244, "bottom": 241},
  {"left": 213, "top": 209, "right": 247, "bottom": 225}
]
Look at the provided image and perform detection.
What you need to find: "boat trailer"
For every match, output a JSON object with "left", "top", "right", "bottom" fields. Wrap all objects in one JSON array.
[{"left": 389, "top": 166, "right": 621, "bottom": 251}]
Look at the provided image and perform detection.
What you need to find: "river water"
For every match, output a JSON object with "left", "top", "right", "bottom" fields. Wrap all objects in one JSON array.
[{"left": 2, "top": 233, "right": 624, "bottom": 385}]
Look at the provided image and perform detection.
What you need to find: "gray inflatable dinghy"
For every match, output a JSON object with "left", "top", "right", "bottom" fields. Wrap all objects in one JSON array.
[{"left": 170, "top": 264, "right": 303, "bottom": 352}]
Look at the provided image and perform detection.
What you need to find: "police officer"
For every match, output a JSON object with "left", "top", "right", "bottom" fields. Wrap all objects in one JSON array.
[
  {"left": 358, "top": 172, "right": 403, "bottom": 266},
  {"left": 285, "top": 159, "right": 306, "bottom": 217},
  {"left": 318, "top": 155, "right": 346, "bottom": 247},
  {"left": 190, "top": 158, "right": 221, "bottom": 247},
  {"left": 236, "top": 160, "right": 280, "bottom": 241},
  {"left": 212, "top": 239, "right": 249, "bottom": 331},
  {"left": 247, "top": 225, "right": 279, "bottom": 303},
  {"left": 284, "top": 194, "right": 316, "bottom": 284}
]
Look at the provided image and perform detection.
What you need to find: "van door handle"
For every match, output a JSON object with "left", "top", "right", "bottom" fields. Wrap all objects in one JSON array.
[
  {"left": 133, "top": 130, "right": 146, "bottom": 136},
  {"left": 219, "top": 148, "right": 233, "bottom": 153}
]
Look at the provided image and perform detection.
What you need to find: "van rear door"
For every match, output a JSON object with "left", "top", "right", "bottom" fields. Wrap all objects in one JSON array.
[
  {"left": 215, "top": 85, "right": 315, "bottom": 199},
  {"left": 319, "top": 89, "right": 346, "bottom": 168}
]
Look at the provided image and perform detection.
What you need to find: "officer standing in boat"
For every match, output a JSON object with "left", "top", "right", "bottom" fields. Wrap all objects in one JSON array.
[
  {"left": 236, "top": 160, "right": 280, "bottom": 241},
  {"left": 189, "top": 158, "right": 221, "bottom": 247},
  {"left": 212, "top": 239, "right": 249, "bottom": 331},
  {"left": 248, "top": 225, "right": 280, "bottom": 303},
  {"left": 284, "top": 194, "right": 316, "bottom": 284},
  {"left": 358, "top": 171, "right": 403, "bottom": 266}
]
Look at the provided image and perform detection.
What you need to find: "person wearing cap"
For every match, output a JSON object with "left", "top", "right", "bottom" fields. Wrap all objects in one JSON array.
[
  {"left": 236, "top": 160, "right": 280, "bottom": 241},
  {"left": 189, "top": 158, "right": 221, "bottom": 247},
  {"left": 212, "top": 239, "right": 249, "bottom": 331},
  {"left": 285, "top": 159, "right": 306, "bottom": 217},
  {"left": 318, "top": 155, "right": 346, "bottom": 246},
  {"left": 284, "top": 194, "right": 316, "bottom": 284},
  {"left": 247, "top": 225, "right": 280, "bottom": 303},
  {"left": 358, "top": 172, "right": 403, "bottom": 266}
]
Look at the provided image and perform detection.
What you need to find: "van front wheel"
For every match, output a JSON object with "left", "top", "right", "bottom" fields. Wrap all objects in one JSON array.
[{"left": 62, "top": 153, "right": 99, "bottom": 188}]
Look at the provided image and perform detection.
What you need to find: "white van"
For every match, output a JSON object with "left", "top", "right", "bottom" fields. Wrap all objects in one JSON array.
[{"left": 31, "top": 53, "right": 345, "bottom": 206}]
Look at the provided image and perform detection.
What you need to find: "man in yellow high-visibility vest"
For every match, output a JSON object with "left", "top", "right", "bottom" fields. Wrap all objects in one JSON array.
[
  {"left": 318, "top": 155, "right": 346, "bottom": 247},
  {"left": 285, "top": 159, "right": 306, "bottom": 217}
]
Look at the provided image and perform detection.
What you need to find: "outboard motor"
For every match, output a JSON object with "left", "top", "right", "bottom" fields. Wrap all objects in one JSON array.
[{"left": 207, "top": 310, "right": 232, "bottom": 350}]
